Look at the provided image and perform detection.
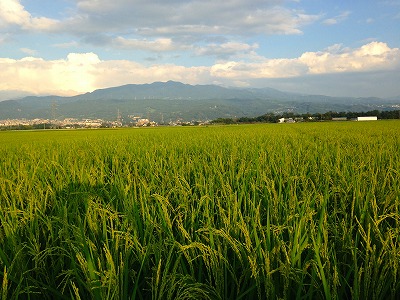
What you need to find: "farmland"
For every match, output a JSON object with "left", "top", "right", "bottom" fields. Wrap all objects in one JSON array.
[{"left": 0, "top": 121, "right": 399, "bottom": 299}]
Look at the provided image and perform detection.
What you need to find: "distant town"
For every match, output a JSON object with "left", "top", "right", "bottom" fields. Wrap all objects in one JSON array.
[{"left": 0, "top": 116, "right": 211, "bottom": 130}]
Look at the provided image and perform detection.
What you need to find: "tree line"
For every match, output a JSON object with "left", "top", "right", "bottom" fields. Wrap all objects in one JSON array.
[{"left": 211, "top": 109, "right": 400, "bottom": 124}]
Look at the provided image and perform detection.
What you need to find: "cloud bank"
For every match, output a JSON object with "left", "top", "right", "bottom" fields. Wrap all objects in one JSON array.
[
  {"left": 0, "top": 42, "right": 398, "bottom": 96},
  {"left": 212, "top": 42, "right": 400, "bottom": 78}
]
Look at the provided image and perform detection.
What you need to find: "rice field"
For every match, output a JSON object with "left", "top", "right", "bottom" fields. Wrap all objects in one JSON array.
[{"left": 0, "top": 121, "right": 399, "bottom": 299}]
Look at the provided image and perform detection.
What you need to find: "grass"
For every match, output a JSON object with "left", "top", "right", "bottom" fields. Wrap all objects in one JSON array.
[{"left": 0, "top": 121, "right": 399, "bottom": 299}]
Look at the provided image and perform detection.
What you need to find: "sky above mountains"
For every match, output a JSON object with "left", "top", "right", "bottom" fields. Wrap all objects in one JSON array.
[{"left": 0, "top": 0, "right": 399, "bottom": 98}]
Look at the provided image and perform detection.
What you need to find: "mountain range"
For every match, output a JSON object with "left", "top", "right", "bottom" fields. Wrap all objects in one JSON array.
[{"left": 1, "top": 81, "right": 399, "bottom": 122}]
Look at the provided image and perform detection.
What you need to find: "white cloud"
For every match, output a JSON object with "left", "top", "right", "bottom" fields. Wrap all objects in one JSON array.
[
  {"left": 0, "top": 0, "right": 30, "bottom": 27},
  {"left": 195, "top": 42, "right": 258, "bottom": 58},
  {"left": 322, "top": 11, "right": 351, "bottom": 25},
  {"left": 211, "top": 42, "right": 400, "bottom": 79},
  {"left": 53, "top": 41, "right": 79, "bottom": 48},
  {"left": 210, "top": 59, "right": 306, "bottom": 79},
  {"left": 0, "top": 53, "right": 102, "bottom": 95},
  {"left": 20, "top": 47, "right": 37, "bottom": 55},
  {"left": 323, "top": 44, "right": 346, "bottom": 54},
  {"left": 66, "top": 52, "right": 101, "bottom": 65},
  {"left": 300, "top": 42, "right": 399, "bottom": 74},
  {"left": 0, "top": 0, "right": 58, "bottom": 31},
  {"left": 113, "top": 37, "right": 180, "bottom": 52}
]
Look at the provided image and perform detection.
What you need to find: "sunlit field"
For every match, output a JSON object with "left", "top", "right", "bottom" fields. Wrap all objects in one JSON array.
[{"left": 0, "top": 121, "right": 399, "bottom": 299}]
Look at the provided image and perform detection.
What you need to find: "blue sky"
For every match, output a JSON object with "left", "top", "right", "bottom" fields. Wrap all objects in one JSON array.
[{"left": 0, "top": 0, "right": 399, "bottom": 98}]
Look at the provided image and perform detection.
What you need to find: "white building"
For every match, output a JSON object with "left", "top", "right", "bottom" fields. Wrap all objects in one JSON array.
[
  {"left": 356, "top": 116, "right": 377, "bottom": 121},
  {"left": 278, "top": 117, "right": 295, "bottom": 123},
  {"left": 136, "top": 118, "right": 150, "bottom": 126}
]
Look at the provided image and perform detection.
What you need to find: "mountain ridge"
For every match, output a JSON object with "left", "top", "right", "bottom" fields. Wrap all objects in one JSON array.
[{"left": 0, "top": 81, "right": 399, "bottom": 121}]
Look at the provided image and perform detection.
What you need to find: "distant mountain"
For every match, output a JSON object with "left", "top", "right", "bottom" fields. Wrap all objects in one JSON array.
[
  {"left": 75, "top": 81, "right": 287, "bottom": 101},
  {"left": 1, "top": 81, "right": 399, "bottom": 121}
]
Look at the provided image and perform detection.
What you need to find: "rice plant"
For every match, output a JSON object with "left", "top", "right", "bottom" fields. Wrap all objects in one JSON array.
[{"left": 0, "top": 121, "right": 399, "bottom": 299}]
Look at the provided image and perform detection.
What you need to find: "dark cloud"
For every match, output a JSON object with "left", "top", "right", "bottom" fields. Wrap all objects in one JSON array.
[{"left": 65, "top": 0, "right": 320, "bottom": 37}]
